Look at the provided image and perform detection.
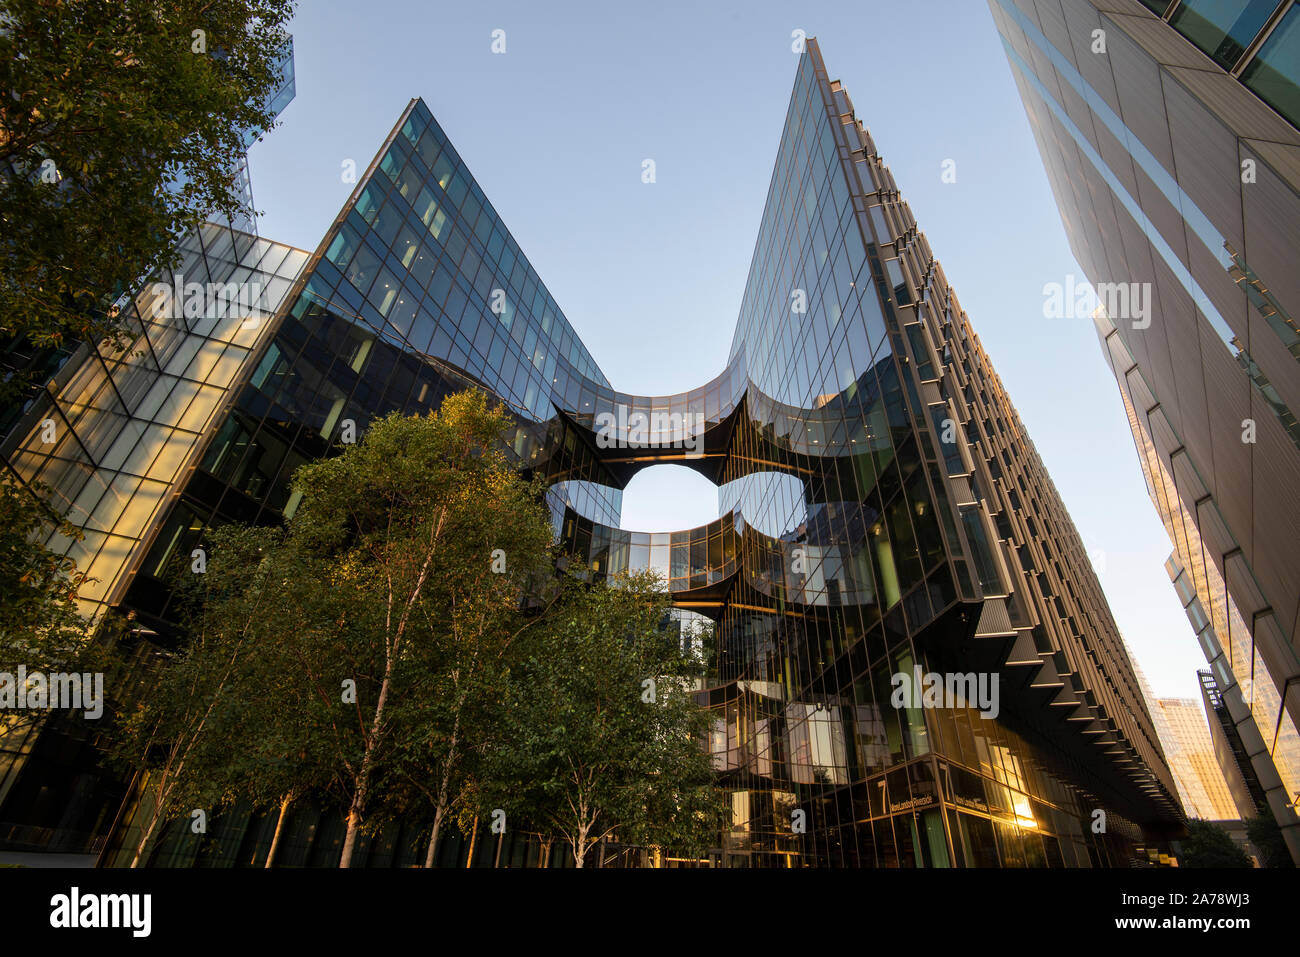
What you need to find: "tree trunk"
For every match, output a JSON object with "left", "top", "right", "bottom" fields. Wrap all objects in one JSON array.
[
  {"left": 130, "top": 808, "right": 162, "bottom": 869},
  {"left": 340, "top": 800, "right": 364, "bottom": 868},
  {"left": 423, "top": 712, "right": 459, "bottom": 868},
  {"left": 573, "top": 821, "right": 590, "bottom": 869},
  {"left": 465, "top": 815, "right": 479, "bottom": 868},
  {"left": 424, "top": 805, "right": 445, "bottom": 868},
  {"left": 265, "top": 793, "right": 294, "bottom": 868},
  {"left": 339, "top": 515, "right": 443, "bottom": 866},
  {"left": 340, "top": 648, "right": 396, "bottom": 867},
  {"left": 130, "top": 773, "right": 168, "bottom": 869}
]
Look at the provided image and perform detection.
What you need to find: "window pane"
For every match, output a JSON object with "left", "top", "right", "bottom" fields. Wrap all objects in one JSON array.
[
  {"left": 1169, "top": 0, "right": 1277, "bottom": 70},
  {"left": 1241, "top": 7, "right": 1300, "bottom": 129}
]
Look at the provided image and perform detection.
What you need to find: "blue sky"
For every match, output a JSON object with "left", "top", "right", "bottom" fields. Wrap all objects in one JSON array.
[{"left": 247, "top": 0, "right": 1203, "bottom": 699}]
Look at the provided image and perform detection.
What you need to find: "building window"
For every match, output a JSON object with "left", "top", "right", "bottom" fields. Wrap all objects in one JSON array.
[
  {"left": 1169, "top": 0, "right": 1279, "bottom": 70},
  {"left": 1240, "top": 5, "right": 1300, "bottom": 128}
]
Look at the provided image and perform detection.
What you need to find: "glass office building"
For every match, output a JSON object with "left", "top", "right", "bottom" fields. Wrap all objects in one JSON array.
[
  {"left": 10, "top": 39, "right": 1181, "bottom": 866},
  {"left": 1148, "top": 694, "right": 1240, "bottom": 820},
  {"left": 991, "top": 0, "right": 1300, "bottom": 862}
]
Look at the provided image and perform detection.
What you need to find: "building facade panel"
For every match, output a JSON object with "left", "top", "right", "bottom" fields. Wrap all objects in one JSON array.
[{"left": 996, "top": 0, "right": 1300, "bottom": 862}]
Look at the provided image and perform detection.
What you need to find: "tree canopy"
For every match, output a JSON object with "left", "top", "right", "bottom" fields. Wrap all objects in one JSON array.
[
  {"left": 482, "top": 571, "right": 725, "bottom": 867},
  {"left": 115, "top": 392, "right": 568, "bottom": 867},
  {"left": 0, "top": 0, "right": 296, "bottom": 372},
  {"left": 1178, "top": 819, "right": 1253, "bottom": 868},
  {"left": 0, "top": 472, "right": 101, "bottom": 739}
]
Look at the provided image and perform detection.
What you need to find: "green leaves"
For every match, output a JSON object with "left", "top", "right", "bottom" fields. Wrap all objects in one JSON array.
[
  {"left": 118, "top": 391, "right": 560, "bottom": 866},
  {"left": 0, "top": 472, "right": 90, "bottom": 687},
  {"left": 484, "top": 572, "right": 725, "bottom": 866},
  {"left": 1178, "top": 819, "right": 1253, "bottom": 868},
  {"left": 0, "top": 0, "right": 296, "bottom": 397},
  {"left": 108, "top": 390, "right": 728, "bottom": 866}
]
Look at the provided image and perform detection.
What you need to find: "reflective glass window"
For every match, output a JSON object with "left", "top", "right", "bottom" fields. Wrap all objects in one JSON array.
[
  {"left": 1169, "top": 0, "right": 1277, "bottom": 69},
  {"left": 1241, "top": 6, "right": 1300, "bottom": 128}
]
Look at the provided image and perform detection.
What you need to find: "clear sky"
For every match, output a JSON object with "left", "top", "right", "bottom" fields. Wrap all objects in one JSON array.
[{"left": 247, "top": 0, "right": 1204, "bottom": 700}]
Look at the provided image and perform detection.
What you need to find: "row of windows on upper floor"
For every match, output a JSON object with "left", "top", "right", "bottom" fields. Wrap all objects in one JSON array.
[
  {"left": 299, "top": 272, "right": 862, "bottom": 452},
  {"left": 395, "top": 105, "right": 591, "bottom": 340},
  {"left": 736, "top": 197, "right": 876, "bottom": 400},
  {"left": 298, "top": 262, "right": 552, "bottom": 422},
  {"left": 746, "top": 169, "right": 863, "bottom": 296},
  {"left": 318, "top": 162, "right": 619, "bottom": 421},
  {"left": 383, "top": 102, "right": 606, "bottom": 385},
  {"left": 764, "top": 103, "right": 840, "bottom": 217},
  {"left": 307, "top": 238, "right": 754, "bottom": 430},
  {"left": 745, "top": 119, "right": 845, "bottom": 276},
  {"left": 737, "top": 137, "right": 921, "bottom": 386},
  {"left": 746, "top": 244, "right": 880, "bottom": 360},
  {"left": 927, "top": 331, "right": 1120, "bottom": 644},
  {"left": 758, "top": 53, "right": 824, "bottom": 192},
  {"left": 956, "top": 325, "right": 1227, "bottom": 660},
  {"left": 242, "top": 302, "right": 660, "bottom": 530},
  {"left": 570, "top": 479, "right": 948, "bottom": 613},
  {"left": 349, "top": 150, "right": 599, "bottom": 386},
  {"left": 732, "top": 85, "right": 844, "bottom": 334},
  {"left": 137, "top": 325, "right": 525, "bottom": 587},
  {"left": 747, "top": 290, "right": 1135, "bottom": 728},
  {"left": 215, "top": 335, "right": 946, "bottom": 587},
  {"left": 182, "top": 319, "right": 630, "bottom": 542},
  {"left": 1140, "top": 0, "right": 1300, "bottom": 129}
]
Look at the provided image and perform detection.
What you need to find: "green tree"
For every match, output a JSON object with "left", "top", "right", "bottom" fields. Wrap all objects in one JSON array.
[
  {"left": 384, "top": 509, "right": 556, "bottom": 868},
  {"left": 110, "top": 523, "right": 297, "bottom": 867},
  {"left": 269, "top": 390, "right": 555, "bottom": 868},
  {"left": 0, "top": 472, "right": 87, "bottom": 673},
  {"left": 487, "top": 572, "right": 725, "bottom": 868},
  {"left": 0, "top": 0, "right": 295, "bottom": 372},
  {"left": 162, "top": 524, "right": 335, "bottom": 868},
  {"left": 114, "top": 391, "right": 556, "bottom": 869},
  {"left": 0, "top": 472, "right": 109, "bottom": 744},
  {"left": 1244, "top": 814, "right": 1294, "bottom": 868},
  {"left": 1178, "top": 819, "right": 1253, "bottom": 868}
]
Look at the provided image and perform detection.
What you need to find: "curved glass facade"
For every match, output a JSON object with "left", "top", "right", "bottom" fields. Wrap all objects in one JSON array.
[{"left": 6, "top": 38, "right": 1185, "bottom": 867}]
